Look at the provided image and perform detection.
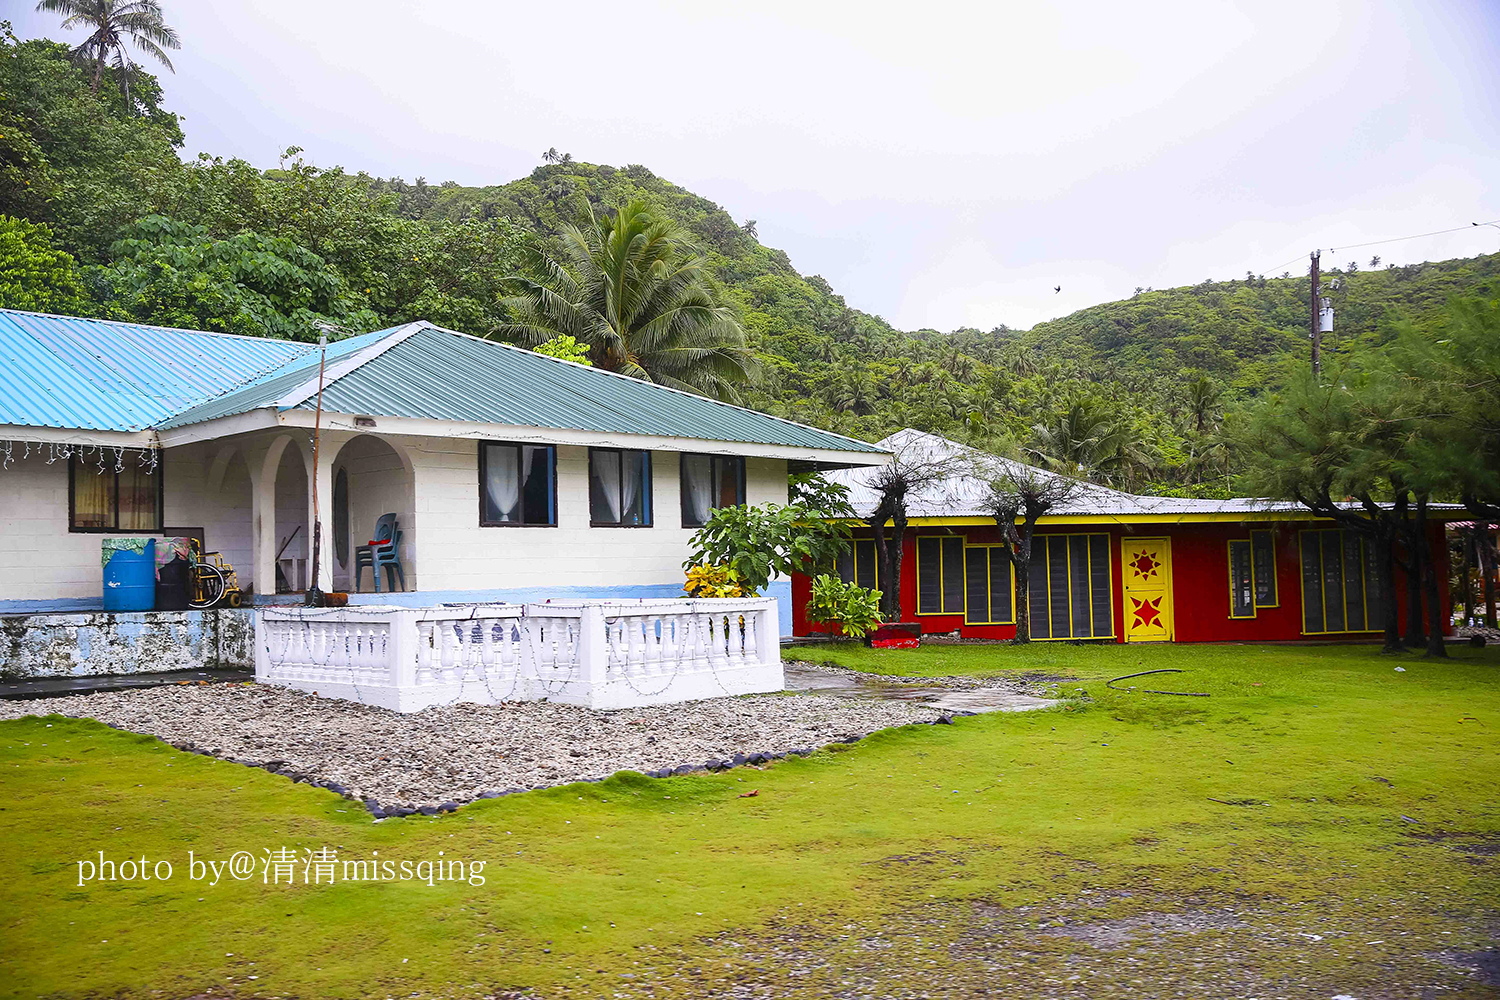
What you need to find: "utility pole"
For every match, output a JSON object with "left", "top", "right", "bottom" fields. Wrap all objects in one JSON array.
[{"left": 1309, "top": 250, "right": 1321, "bottom": 380}]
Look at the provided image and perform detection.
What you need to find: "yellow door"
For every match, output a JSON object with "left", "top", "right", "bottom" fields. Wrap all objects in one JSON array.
[{"left": 1122, "top": 537, "right": 1174, "bottom": 642}]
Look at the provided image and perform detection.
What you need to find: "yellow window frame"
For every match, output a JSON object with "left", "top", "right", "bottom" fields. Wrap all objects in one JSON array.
[
  {"left": 1227, "top": 539, "right": 1256, "bottom": 619},
  {"left": 840, "top": 537, "right": 884, "bottom": 594},
  {"left": 915, "top": 535, "right": 964, "bottom": 616},
  {"left": 1251, "top": 529, "right": 1279, "bottom": 607},
  {"left": 1032, "top": 532, "right": 1116, "bottom": 641},
  {"left": 1298, "top": 528, "right": 1380, "bottom": 635},
  {"left": 963, "top": 544, "right": 1016, "bottom": 625}
]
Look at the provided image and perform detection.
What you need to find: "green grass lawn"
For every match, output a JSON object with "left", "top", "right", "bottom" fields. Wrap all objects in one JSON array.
[{"left": 2, "top": 642, "right": 1498, "bottom": 998}]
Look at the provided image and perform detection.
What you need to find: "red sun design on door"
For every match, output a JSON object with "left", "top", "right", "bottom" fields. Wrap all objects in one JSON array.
[
  {"left": 1130, "top": 596, "right": 1163, "bottom": 629},
  {"left": 1122, "top": 537, "right": 1173, "bottom": 641},
  {"left": 1129, "top": 550, "right": 1160, "bottom": 580}
]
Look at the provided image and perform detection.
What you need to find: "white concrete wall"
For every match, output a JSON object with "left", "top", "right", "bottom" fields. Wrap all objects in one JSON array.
[
  {"left": 0, "top": 433, "right": 790, "bottom": 606},
  {"left": 0, "top": 444, "right": 266, "bottom": 605},
  {"left": 400, "top": 437, "right": 787, "bottom": 593}
]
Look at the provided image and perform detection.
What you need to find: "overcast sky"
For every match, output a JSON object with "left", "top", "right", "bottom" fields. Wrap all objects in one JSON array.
[{"left": 13, "top": 1, "right": 1500, "bottom": 330}]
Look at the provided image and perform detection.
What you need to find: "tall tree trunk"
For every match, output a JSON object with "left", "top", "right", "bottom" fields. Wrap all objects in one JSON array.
[
  {"left": 889, "top": 510, "right": 908, "bottom": 622},
  {"left": 1479, "top": 523, "right": 1498, "bottom": 629},
  {"left": 1012, "top": 532, "right": 1033, "bottom": 643},
  {"left": 1462, "top": 528, "right": 1475, "bottom": 626},
  {"left": 867, "top": 509, "right": 893, "bottom": 620},
  {"left": 1396, "top": 492, "right": 1426, "bottom": 648},
  {"left": 1378, "top": 531, "right": 1404, "bottom": 654},
  {"left": 1417, "top": 495, "right": 1448, "bottom": 658}
]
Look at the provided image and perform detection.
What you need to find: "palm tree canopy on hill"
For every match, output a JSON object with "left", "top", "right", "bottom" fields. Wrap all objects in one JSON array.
[
  {"left": 37, "top": 0, "right": 180, "bottom": 95},
  {"left": 497, "top": 200, "right": 754, "bottom": 401}
]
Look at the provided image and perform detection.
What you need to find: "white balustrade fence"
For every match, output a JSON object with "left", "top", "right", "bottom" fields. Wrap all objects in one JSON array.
[{"left": 255, "top": 599, "right": 782, "bottom": 712}]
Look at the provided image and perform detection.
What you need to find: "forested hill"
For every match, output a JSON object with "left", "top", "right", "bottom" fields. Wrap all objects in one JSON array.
[{"left": 381, "top": 163, "right": 1500, "bottom": 445}]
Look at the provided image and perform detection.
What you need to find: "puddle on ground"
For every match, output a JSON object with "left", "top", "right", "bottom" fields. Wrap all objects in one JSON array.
[{"left": 783, "top": 663, "right": 1058, "bottom": 714}]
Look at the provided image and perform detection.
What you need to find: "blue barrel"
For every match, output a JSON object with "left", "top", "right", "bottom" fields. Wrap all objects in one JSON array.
[{"left": 103, "top": 539, "right": 156, "bottom": 612}]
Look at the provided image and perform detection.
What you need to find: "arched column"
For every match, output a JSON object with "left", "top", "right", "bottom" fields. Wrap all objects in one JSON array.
[
  {"left": 328, "top": 433, "right": 416, "bottom": 593},
  {"left": 243, "top": 434, "right": 297, "bottom": 597},
  {"left": 305, "top": 430, "right": 353, "bottom": 594}
]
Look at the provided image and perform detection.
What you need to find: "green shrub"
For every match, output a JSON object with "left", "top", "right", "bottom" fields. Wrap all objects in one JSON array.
[{"left": 805, "top": 574, "right": 883, "bottom": 638}]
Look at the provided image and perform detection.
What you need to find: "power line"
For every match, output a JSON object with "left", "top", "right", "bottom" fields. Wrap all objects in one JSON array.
[{"left": 1260, "top": 217, "right": 1500, "bottom": 276}]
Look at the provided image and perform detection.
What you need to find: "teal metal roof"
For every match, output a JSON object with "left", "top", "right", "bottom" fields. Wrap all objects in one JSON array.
[
  {"left": 185, "top": 324, "right": 885, "bottom": 454},
  {"left": 1, "top": 311, "right": 884, "bottom": 456},
  {"left": 0, "top": 309, "right": 308, "bottom": 431},
  {"left": 157, "top": 326, "right": 395, "bottom": 429}
]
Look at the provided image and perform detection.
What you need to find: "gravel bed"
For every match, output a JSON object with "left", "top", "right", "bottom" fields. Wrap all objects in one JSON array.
[{"left": 0, "top": 680, "right": 946, "bottom": 810}]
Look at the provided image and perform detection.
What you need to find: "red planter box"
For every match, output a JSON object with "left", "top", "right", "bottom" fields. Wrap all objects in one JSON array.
[{"left": 867, "top": 621, "right": 921, "bottom": 649}]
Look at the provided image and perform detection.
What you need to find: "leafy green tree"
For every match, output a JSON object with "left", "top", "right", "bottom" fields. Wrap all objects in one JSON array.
[
  {"left": 35, "top": 0, "right": 179, "bottom": 95},
  {"left": 684, "top": 501, "right": 850, "bottom": 597},
  {"left": 532, "top": 334, "right": 591, "bottom": 365},
  {"left": 0, "top": 28, "right": 183, "bottom": 258},
  {"left": 89, "top": 215, "right": 377, "bottom": 340},
  {"left": 499, "top": 200, "right": 754, "bottom": 400},
  {"left": 1235, "top": 360, "right": 1448, "bottom": 655},
  {"left": 0, "top": 215, "right": 89, "bottom": 313}
]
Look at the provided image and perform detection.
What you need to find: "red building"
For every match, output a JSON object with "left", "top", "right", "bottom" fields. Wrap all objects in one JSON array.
[{"left": 792, "top": 431, "right": 1457, "bottom": 643}]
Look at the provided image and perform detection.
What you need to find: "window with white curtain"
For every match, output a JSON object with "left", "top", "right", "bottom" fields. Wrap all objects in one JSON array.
[
  {"left": 679, "top": 454, "right": 745, "bottom": 527},
  {"left": 479, "top": 442, "right": 555, "bottom": 526},
  {"left": 589, "top": 448, "right": 652, "bottom": 526}
]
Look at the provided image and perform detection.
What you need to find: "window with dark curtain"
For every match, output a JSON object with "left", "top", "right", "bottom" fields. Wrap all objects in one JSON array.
[
  {"left": 480, "top": 443, "right": 555, "bottom": 526},
  {"left": 1029, "top": 554, "right": 1050, "bottom": 638},
  {"left": 680, "top": 454, "right": 745, "bottom": 527},
  {"left": 589, "top": 449, "right": 652, "bottom": 526},
  {"left": 69, "top": 450, "right": 162, "bottom": 532},
  {"left": 1229, "top": 539, "right": 1255, "bottom": 618}
]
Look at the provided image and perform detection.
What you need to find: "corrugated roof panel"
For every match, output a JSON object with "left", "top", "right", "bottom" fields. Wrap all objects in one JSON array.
[
  {"left": 830, "top": 429, "right": 1463, "bottom": 519},
  {"left": 297, "top": 327, "right": 885, "bottom": 453},
  {"left": 3, "top": 310, "right": 885, "bottom": 456},
  {"left": 0, "top": 310, "right": 308, "bottom": 431},
  {"left": 156, "top": 327, "right": 397, "bottom": 428}
]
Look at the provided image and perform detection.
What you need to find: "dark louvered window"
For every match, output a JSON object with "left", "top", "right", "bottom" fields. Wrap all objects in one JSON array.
[
  {"left": 1229, "top": 539, "right": 1255, "bottom": 618},
  {"left": 962, "top": 546, "right": 1014, "bottom": 624},
  {"left": 1300, "top": 529, "right": 1381, "bottom": 634},
  {"left": 1023, "top": 534, "right": 1114, "bottom": 639},
  {"left": 917, "top": 536, "right": 966, "bottom": 615},
  {"left": 1251, "top": 530, "right": 1277, "bottom": 606}
]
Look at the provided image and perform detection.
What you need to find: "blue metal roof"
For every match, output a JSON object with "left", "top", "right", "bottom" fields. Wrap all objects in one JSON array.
[
  {"left": 0, "top": 310, "right": 884, "bottom": 456},
  {"left": 0, "top": 310, "right": 309, "bottom": 431}
]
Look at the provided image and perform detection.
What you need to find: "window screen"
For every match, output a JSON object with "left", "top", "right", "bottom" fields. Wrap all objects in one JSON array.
[
  {"left": 836, "top": 539, "right": 883, "bottom": 593},
  {"left": 589, "top": 449, "right": 652, "bottom": 526},
  {"left": 963, "top": 546, "right": 1015, "bottom": 624},
  {"left": 1229, "top": 539, "right": 1255, "bottom": 618},
  {"left": 1300, "top": 529, "right": 1381, "bottom": 634},
  {"left": 916, "top": 536, "right": 965, "bottom": 614},
  {"left": 70, "top": 449, "right": 163, "bottom": 532},
  {"left": 680, "top": 454, "right": 745, "bottom": 527},
  {"left": 1025, "top": 534, "right": 1113, "bottom": 639},
  {"left": 1251, "top": 530, "right": 1277, "bottom": 606}
]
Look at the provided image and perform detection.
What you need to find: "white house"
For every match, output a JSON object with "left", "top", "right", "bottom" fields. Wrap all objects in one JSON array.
[{"left": 0, "top": 309, "right": 889, "bottom": 706}]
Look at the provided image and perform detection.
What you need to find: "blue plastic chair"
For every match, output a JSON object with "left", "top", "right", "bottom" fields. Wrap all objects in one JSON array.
[{"left": 354, "top": 513, "right": 405, "bottom": 592}]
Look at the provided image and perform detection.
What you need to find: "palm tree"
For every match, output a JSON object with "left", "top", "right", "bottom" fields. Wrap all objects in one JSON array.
[
  {"left": 37, "top": 0, "right": 180, "bottom": 97},
  {"left": 498, "top": 200, "right": 754, "bottom": 401}
]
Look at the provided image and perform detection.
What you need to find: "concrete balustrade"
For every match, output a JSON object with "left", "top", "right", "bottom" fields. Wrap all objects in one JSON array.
[{"left": 255, "top": 598, "right": 782, "bottom": 712}]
